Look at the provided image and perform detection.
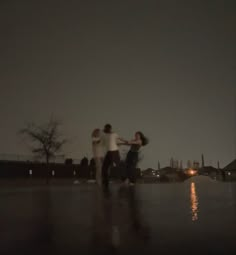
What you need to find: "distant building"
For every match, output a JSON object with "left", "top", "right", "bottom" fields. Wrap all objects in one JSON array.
[
  {"left": 187, "top": 160, "right": 192, "bottom": 169},
  {"left": 224, "top": 159, "right": 236, "bottom": 171},
  {"left": 201, "top": 154, "right": 205, "bottom": 168},
  {"left": 199, "top": 166, "right": 221, "bottom": 180},
  {"left": 173, "top": 160, "right": 179, "bottom": 169},
  {"left": 223, "top": 159, "right": 236, "bottom": 180},
  {"left": 169, "top": 158, "right": 181, "bottom": 169},
  {"left": 142, "top": 168, "right": 157, "bottom": 177},
  {"left": 193, "top": 161, "right": 200, "bottom": 170}
]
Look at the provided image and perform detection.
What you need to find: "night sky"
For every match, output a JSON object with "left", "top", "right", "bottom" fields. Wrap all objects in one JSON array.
[{"left": 1, "top": 0, "right": 235, "bottom": 169}]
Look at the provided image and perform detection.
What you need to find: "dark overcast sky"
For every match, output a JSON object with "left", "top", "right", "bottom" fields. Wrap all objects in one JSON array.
[{"left": 0, "top": 0, "right": 235, "bottom": 168}]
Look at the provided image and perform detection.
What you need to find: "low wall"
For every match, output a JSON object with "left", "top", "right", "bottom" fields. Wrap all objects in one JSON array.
[{"left": 0, "top": 161, "right": 141, "bottom": 179}]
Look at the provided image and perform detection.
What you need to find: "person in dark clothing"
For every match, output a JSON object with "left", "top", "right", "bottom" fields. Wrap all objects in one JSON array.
[
  {"left": 101, "top": 124, "right": 127, "bottom": 190},
  {"left": 122, "top": 132, "right": 148, "bottom": 186}
]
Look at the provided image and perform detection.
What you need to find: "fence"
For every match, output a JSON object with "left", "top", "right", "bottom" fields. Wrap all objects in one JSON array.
[
  {"left": 0, "top": 153, "right": 81, "bottom": 164},
  {"left": 0, "top": 161, "right": 91, "bottom": 178},
  {"left": 0, "top": 160, "right": 141, "bottom": 179}
]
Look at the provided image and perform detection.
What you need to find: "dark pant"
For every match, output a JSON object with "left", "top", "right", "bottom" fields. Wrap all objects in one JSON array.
[
  {"left": 122, "top": 151, "right": 139, "bottom": 183},
  {"left": 102, "top": 150, "right": 120, "bottom": 187}
]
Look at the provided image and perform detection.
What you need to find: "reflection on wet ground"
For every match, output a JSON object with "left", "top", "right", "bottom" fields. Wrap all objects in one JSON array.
[
  {"left": 190, "top": 182, "right": 199, "bottom": 221},
  {"left": 91, "top": 186, "right": 150, "bottom": 254},
  {"left": 0, "top": 180, "right": 235, "bottom": 255}
]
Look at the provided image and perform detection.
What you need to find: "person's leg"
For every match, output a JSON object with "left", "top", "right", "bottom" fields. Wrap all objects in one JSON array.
[
  {"left": 95, "top": 157, "right": 103, "bottom": 186},
  {"left": 126, "top": 151, "right": 133, "bottom": 182},
  {"left": 123, "top": 151, "right": 132, "bottom": 184},
  {"left": 129, "top": 167, "right": 136, "bottom": 184},
  {"left": 102, "top": 152, "right": 111, "bottom": 187},
  {"left": 120, "top": 153, "right": 127, "bottom": 182},
  {"left": 128, "top": 152, "right": 138, "bottom": 184},
  {"left": 112, "top": 150, "right": 120, "bottom": 167},
  {"left": 111, "top": 151, "right": 121, "bottom": 182}
]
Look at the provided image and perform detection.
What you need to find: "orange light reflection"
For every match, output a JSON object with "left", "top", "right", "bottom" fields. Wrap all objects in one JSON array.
[{"left": 190, "top": 182, "right": 199, "bottom": 221}]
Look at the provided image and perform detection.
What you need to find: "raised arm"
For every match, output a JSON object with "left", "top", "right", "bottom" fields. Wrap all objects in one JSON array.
[
  {"left": 115, "top": 133, "right": 128, "bottom": 145},
  {"left": 127, "top": 139, "right": 142, "bottom": 145},
  {"left": 118, "top": 137, "right": 128, "bottom": 143}
]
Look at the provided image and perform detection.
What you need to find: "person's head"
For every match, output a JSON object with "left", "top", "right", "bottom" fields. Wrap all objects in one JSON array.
[
  {"left": 103, "top": 124, "right": 112, "bottom": 133},
  {"left": 135, "top": 131, "right": 149, "bottom": 146},
  {"left": 92, "top": 128, "right": 100, "bottom": 137}
]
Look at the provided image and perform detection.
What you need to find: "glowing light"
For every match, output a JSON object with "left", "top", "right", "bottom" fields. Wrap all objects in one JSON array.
[
  {"left": 189, "top": 169, "right": 197, "bottom": 175},
  {"left": 190, "top": 182, "right": 199, "bottom": 221}
]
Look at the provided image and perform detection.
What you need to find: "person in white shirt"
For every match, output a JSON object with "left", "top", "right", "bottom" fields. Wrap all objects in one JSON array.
[
  {"left": 101, "top": 124, "right": 127, "bottom": 189},
  {"left": 92, "top": 128, "right": 104, "bottom": 186}
]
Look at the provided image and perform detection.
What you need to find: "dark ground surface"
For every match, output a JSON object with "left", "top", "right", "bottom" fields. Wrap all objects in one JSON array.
[{"left": 0, "top": 179, "right": 235, "bottom": 255}]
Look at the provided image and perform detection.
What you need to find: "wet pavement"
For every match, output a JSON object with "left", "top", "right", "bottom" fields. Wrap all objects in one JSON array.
[{"left": 0, "top": 180, "right": 236, "bottom": 255}]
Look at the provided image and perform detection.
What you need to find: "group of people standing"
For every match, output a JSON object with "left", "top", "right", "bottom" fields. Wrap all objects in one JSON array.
[{"left": 92, "top": 124, "right": 148, "bottom": 190}]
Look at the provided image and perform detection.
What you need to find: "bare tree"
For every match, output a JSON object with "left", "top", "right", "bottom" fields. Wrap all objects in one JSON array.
[{"left": 20, "top": 118, "right": 67, "bottom": 165}]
